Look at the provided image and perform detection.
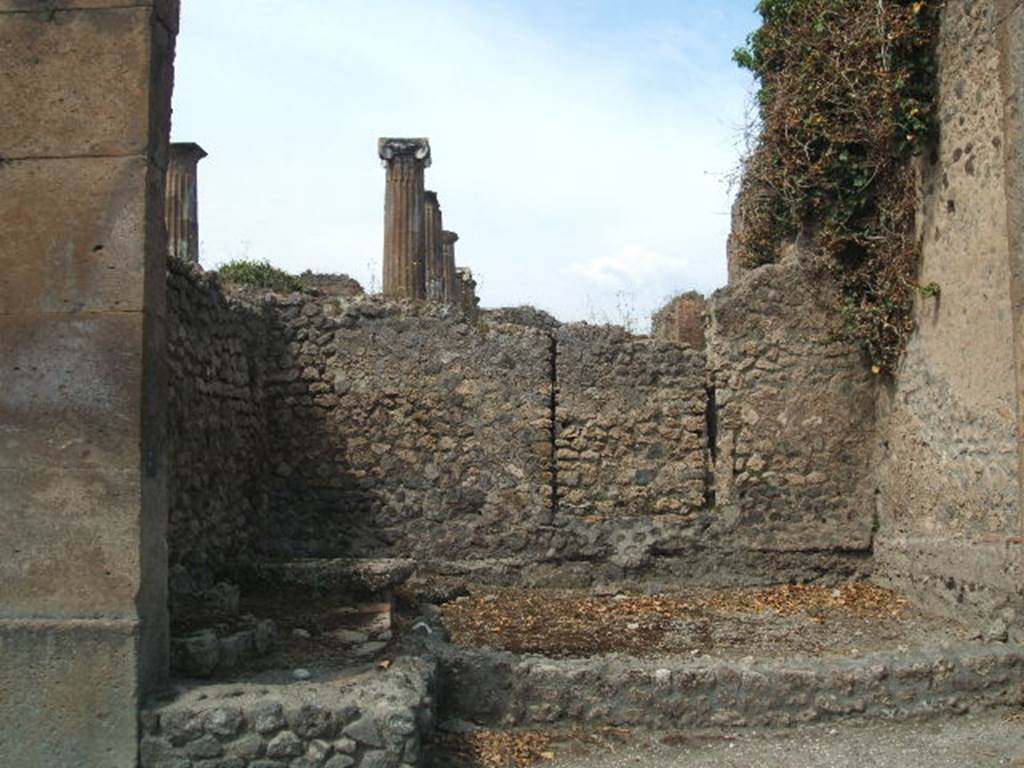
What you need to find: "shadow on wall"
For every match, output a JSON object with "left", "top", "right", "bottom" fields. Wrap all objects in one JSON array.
[{"left": 257, "top": 294, "right": 555, "bottom": 563}]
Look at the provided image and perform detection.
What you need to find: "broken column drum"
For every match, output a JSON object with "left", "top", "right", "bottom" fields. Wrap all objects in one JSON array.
[
  {"left": 424, "top": 191, "right": 445, "bottom": 301},
  {"left": 442, "top": 230, "right": 459, "bottom": 304},
  {"left": 379, "top": 138, "right": 431, "bottom": 299},
  {"left": 165, "top": 142, "right": 207, "bottom": 264}
]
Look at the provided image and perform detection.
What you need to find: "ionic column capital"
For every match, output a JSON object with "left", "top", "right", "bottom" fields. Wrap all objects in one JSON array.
[{"left": 378, "top": 137, "right": 432, "bottom": 168}]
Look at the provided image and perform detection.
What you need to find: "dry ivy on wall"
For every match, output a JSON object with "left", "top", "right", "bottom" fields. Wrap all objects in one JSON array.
[{"left": 732, "top": 0, "right": 941, "bottom": 373}]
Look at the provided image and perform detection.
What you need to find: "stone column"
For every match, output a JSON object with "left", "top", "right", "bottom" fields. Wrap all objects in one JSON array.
[
  {"left": 379, "top": 138, "right": 431, "bottom": 299},
  {"left": 455, "top": 267, "right": 469, "bottom": 311},
  {"left": 442, "top": 230, "right": 459, "bottom": 304},
  {"left": 0, "top": 2, "right": 178, "bottom": 765},
  {"left": 423, "top": 191, "right": 445, "bottom": 301},
  {"left": 455, "top": 267, "right": 479, "bottom": 319},
  {"left": 466, "top": 270, "right": 480, "bottom": 319},
  {"left": 165, "top": 142, "right": 207, "bottom": 263}
]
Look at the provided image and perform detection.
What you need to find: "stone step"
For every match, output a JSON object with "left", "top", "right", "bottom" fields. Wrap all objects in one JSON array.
[
  {"left": 438, "top": 641, "right": 1024, "bottom": 730},
  {"left": 239, "top": 557, "right": 416, "bottom": 597}
]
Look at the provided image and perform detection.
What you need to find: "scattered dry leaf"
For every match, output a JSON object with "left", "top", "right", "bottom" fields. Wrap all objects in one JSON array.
[
  {"left": 437, "top": 730, "right": 555, "bottom": 767},
  {"left": 441, "top": 583, "right": 911, "bottom": 657}
]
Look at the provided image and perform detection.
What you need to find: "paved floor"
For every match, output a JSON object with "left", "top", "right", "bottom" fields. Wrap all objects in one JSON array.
[{"left": 542, "top": 714, "right": 1024, "bottom": 768}]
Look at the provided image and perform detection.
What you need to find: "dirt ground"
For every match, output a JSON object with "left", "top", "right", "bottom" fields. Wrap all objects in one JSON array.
[
  {"left": 426, "top": 713, "right": 1024, "bottom": 768},
  {"left": 439, "top": 582, "right": 969, "bottom": 659}
]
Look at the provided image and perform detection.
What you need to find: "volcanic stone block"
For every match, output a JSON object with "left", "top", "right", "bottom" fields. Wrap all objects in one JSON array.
[{"left": 555, "top": 324, "right": 708, "bottom": 517}]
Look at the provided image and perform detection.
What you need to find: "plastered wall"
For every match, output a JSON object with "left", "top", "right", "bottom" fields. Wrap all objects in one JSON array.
[{"left": 873, "top": 0, "right": 1024, "bottom": 639}]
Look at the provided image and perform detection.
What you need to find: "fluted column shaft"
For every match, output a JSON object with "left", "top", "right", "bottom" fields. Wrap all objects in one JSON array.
[
  {"left": 441, "top": 230, "right": 459, "bottom": 304},
  {"left": 380, "top": 138, "right": 431, "bottom": 299},
  {"left": 424, "top": 191, "right": 445, "bottom": 301},
  {"left": 165, "top": 142, "right": 207, "bottom": 263},
  {"left": 466, "top": 273, "right": 480, "bottom": 320}
]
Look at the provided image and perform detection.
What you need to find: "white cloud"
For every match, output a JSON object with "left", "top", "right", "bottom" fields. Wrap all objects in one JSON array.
[
  {"left": 567, "top": 244, "right": 691, "bottom": 286},
  {"left": 172, "top": 1, "right": 754, "bottom": 326}
]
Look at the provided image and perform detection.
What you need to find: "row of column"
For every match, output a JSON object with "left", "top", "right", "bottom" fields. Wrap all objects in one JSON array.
[
  {"left": 379, "top": 137, "right": 479, "bottom": 316},
  {"left": 163, "top": 138, "right": 482, "bottom": 319}
]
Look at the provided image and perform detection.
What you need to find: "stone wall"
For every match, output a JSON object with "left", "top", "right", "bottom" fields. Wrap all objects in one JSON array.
[
  {"left": 297, "top": 271, "right": 365, "bottom": 297},
  {"left": 872, "top": 0, "right": 1024, "bottom": 639},
  {"left": 259, "top": 296, "right": 554, "bottom": 563},
  {"left": 166, "top": 259, "right": 270, "bottom": 602},
  {"left": 650, "top": 291, "right": 707, "bottom": 349},
  {"left": 142, "top": 654, "right": 436, "bottom": 768},
  {"left": 233, "top": 291, "right": 871, "bottom": 586},
  {"left": 555, "top": 324, "right": 707, "bottom": 517},
  {"left": 158, "top": 270, "right": 888, "bottom": 589},
  {"left": 705, "top": 246, "right": 878, "bottom": 554}
]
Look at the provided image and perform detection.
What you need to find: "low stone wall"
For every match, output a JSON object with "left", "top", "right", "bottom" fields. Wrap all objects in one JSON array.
[
  {"left": 166, "top": 259, "right": 271, "bottom": 604},
  {"left": 141, "top": 655, "right": 436, "bottom": 768},
  {"left": 705, "top": 248, "right": 878, "bottom": 553},
  {"left": 555, "top": 324, "right": 707, "bottom": 518}
]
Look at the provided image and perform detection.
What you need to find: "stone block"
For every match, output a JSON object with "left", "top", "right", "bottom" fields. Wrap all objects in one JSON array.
[
  {"left": 0, "top": 156, "right": 166, "bottom": 315},
  {"left": 0, "top": 465, "right": 145, "bottom": 616},
  {"left": 0, "top": 1, "right": 179, "bottom": 31},
  {"left": 0, "top": 6, "right": 174, "bottom": 160},
  {"left": 0, "top": 618, "right": 141, "bottom": 767},
  {"left": 0, "top": 311, "right": 166, "bottom": 626},
  {"left": 0, "top": 313, "right": 147, "bottom": 472}
]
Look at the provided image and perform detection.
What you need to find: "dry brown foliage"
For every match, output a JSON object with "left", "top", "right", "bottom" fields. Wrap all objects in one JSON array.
[{"left": 732, "top": 0, "right": 941, "bottom": 372}]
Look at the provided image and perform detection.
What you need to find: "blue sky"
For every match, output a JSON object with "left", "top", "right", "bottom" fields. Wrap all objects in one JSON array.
[{"left": 171, "top": 1, "right": 759, "bottom": 328}]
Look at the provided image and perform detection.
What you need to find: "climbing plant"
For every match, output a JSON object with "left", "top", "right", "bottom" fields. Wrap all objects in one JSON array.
[{"left": 732, "top": 0, "right": 941, "bottom": 373}]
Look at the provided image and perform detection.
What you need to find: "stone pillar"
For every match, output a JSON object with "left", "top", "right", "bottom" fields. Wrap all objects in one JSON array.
[
  {"left": 423, "top": 191, "right": 445, "bottom": 301},
  {"left": 455, "top": 267, "right": 479, "bottom": 319},
  {"left": 0, "top": 2, "right": 177, "bottom": 765},
  {"left": 442, "top": 230, "right": 459, "bottom": 304},
  {"left": 999, "top": 0, "right": 1024, "bottom": 533},
  {"left": 379, "top": 138, "right": 431, "bottom": 299},
  {"left": 455, "top": 267, "right": 469, "bottom": 312},
  {"left": 165, "top": 142, "right": 207, "bottom": 263}
]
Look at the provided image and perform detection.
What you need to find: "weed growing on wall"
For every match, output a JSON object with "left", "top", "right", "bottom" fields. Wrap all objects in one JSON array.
[
  {"left": 732, "top": 0, "right": 941, "bottom": 373},
  {"left": 217, "top": 260, "right": 303, "bottom": 292}
]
